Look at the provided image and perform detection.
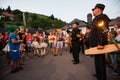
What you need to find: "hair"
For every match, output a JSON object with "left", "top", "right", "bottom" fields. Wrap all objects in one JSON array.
[
  {"left": 115, "top": 24, "right": 120, "bottom": 28},
  {"left": 73, "top": 22, "right": 79, "bottom": 26}
]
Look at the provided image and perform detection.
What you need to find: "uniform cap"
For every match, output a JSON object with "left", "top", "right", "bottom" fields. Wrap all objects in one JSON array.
[{"left": 92, "top": 3, "right": 105, "bottom": 11}]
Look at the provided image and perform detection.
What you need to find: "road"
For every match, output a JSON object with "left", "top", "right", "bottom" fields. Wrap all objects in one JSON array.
[{"left": 0, "top": 50, "right": 119, "bottom": 80}]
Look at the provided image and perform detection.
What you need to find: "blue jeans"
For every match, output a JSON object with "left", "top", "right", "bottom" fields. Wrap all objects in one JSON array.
[{"left": 110, "top": 54, "right": 117, "bottom": 66}]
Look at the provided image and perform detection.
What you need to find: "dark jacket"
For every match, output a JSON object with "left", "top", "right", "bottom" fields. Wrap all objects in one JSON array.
[
  {"left": 90, "top": 13, "right": 110, "bottom": 47},
  {"left": 71, "top": 27, "right": 80, "bottom": 42}
]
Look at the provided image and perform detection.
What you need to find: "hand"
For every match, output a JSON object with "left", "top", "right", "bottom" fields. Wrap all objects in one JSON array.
[
  {"left": 19, "top": 40, "right": 23, "bottom": 43},
  {"left": 97, "top": 45, "right": 104, "bottom": 49},
  {"left": 80, "top": 38, "right": 82, "bottom": 41}
]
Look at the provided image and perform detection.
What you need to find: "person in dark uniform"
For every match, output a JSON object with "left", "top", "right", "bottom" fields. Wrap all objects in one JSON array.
[
  {"left": 71, "top": 22, "right": 80, "bottom": 64},
  {"left": 90, "top": 3, "right": 110, "bottom": 80},
  {"left": 84, "top": 27, "right": 91, "bottom": 49}
]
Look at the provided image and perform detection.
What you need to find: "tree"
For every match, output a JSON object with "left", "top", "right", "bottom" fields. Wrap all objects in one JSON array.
[
  {"left": 50, "top": 14, "right": 55, "bottom": 20},
  {"left": 13, "top": 9, "right": 22, "bottom": 15},
  {"left": 0, "top": 8, "right": 2, "bottom": 13},
  {"left": 13, "top": 9, "right": 23, "bottom": 21},
  {"left": 6, "top": 6, "right": 11, "bottom": 13}
]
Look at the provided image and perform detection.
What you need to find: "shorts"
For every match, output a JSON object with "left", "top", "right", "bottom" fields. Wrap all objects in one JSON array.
[
  {"left": 49, "top": 43, "right": 54, "bottom": 48},
  {"left": 65, "top": 42, "right": 68, "bottom": 48},
  {"left": 57, "top": 41, "right": 63, "bottom": 48},
  {"left": 10, "top": 50, "right": 20, "bottom": 61}
]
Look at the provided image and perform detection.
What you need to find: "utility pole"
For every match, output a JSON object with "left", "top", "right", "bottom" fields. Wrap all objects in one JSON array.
[{"left": 23, "top": 12, "right": 26, "bottom": 27}]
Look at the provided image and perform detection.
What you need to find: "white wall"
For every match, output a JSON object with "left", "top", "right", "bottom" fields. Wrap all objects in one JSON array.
[{"left": 79, "top": 26, "right": 86, "bottom": 34}]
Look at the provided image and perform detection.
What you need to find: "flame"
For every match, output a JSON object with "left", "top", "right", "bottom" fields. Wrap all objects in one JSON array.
[{"left": 98, "top": 21, "right": 104, "bottom": 27}]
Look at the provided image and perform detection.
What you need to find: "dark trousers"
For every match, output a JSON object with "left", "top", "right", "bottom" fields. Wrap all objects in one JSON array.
[
  {"left": 94, "top": 54, "right": 106, "bottom": 80},
  {"left": 72, "top": 41, "right": 80, "bottom": 62},
  {"left": 79, "top": 41, "right": 85, "bottom": 54},
  {"left": 0, "top": 44, "right": 3, "bottom": 52}
]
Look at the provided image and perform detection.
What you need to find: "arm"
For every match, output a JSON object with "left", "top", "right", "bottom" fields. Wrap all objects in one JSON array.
[
  {"left": 11, "top": 38, "right": 22, "bottom": 44},
  {"left": 97, "top": 14, "right": 110, "bottom": 49}
]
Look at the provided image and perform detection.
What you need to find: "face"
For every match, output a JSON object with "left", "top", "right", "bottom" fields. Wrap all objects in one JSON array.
[
  {"left": 20, "top": 28, "right": 24, "bottom": 32},
  {"left": 5, "top": 32, "right": 8, "bottom": 34},
  {"left": 86, "top": 28, "right": 91, "bottom": 33},
  {"left": 114, "top": 25, "right": 119, "bottom": 31},
  {"left": 36, "top": 31, "right": 39, "bottom": 35},
  {"left": 72, "top": 23, "right": 78, "bottom": 29},
  {"left": 92, "top": 8, "right": 101, "bottom": 17},
  {"left": 28, "top": 33, "right": 31, "bottom": 36},
  {"left": 50, "top": 32, "right": 52, "bottom": 35}
]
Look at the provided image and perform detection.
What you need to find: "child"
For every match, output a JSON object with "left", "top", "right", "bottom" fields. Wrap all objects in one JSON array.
[
  {"left": 39, "top": 36, "right": 48, "bottom": 57},
  {"left": 108, "top": 31, "right": 120, "bottom": 75},
  {"left": 31, "top": 38, "right": 40, "bottom": 59},
  {"left": 26, "top": 33, "right": 32, "bottom": 53},
  {"left": 64, "top": 36, "right": 69, "bottom": 51}
]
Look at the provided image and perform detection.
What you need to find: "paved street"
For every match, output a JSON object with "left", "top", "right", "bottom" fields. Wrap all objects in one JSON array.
[{"left": 0, "top": 50, "right": 119, "bottom": 80}]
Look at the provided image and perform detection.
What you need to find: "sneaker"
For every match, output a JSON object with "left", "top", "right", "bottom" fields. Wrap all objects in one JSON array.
[
  {"left": 73, "top": 62, "right": 79, "bottom": 64},
  {"left": 11, "top": 70, "right": 16, "bottom": 73},
  {"left": 18, "top": 66, "right": 24, "bottom": 70},
  {"left": 10, "top": 68, "right": 19, "bottom": 73},
  {"left": 73, "top": 61, "right": 79, "bottom": 64}
]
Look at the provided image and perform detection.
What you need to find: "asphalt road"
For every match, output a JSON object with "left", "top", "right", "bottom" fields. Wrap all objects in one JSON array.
[{"left": 0, "top": 50, "right": 119, "bottom": 80}]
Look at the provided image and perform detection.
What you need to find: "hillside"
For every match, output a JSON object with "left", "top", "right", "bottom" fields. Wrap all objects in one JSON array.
[{"left": 0, "top": 6, "right": 67, "bottom": 30}]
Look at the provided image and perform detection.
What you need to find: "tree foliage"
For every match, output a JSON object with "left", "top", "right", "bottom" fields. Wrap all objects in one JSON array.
[
  {"left": 6, "top": 6, "right": 11, "bottom": 13},
  {"left": 0, "top": 7, "right": 67, "bottom": 30}
]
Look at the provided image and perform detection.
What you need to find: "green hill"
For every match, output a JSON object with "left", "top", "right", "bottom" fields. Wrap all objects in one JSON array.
[{"left": 0, "top": 6, "right": 67, "bottom": 30}]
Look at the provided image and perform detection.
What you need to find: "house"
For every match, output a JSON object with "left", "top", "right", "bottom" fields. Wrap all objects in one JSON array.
[
  {"left": 63, "top": 17, "right": 120, "bottom": 34},
  {"left": 0, "top": 12, "right": 15, "bottom": 20},
  {"left": 109, "top": 17, "right": 120, "bottom": 30},
  {"left": 63, "top": 18, "right": 90, "bottom": 34}
]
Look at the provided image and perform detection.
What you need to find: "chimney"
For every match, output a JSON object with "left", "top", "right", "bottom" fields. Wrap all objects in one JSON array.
[{"left": 87, "top": 13, "right": 92, "bottom": 26}]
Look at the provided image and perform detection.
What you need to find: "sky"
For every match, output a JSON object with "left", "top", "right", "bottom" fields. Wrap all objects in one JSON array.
[{"left": 0, "top": 0, "right": 120, "bottom": 23}]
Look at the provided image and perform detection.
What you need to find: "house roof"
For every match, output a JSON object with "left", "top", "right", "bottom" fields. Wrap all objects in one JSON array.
[
  {"left": 64, "top": 18, "right": 90, "bottom": 29},
  {"left": 1, "top": 12, "right": 15, "bottom": 17},
  {"left": 109, "top": 17, "right": 120, "bottom": 26},
  {"left": 68, "top": 17, "right": 120, "bottom": 28},
  {"left": 69, "top": 18, "right": 88, "bottom": 26}
]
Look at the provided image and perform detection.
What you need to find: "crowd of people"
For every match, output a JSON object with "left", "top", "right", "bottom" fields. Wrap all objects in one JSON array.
[
  {"left": 0, "top": 25, "right": 73, "bottom": 73},
  {"left": 0, "top": 22, "right": 88, "bottom": 72},
  {"left": 0, "top": 23, "right": 120, "bottom": 74}
]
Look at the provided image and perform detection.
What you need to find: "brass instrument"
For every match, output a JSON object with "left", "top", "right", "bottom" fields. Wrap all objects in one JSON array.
[{"left": 76, "top": 34, "right": 81, "bottom": 38}]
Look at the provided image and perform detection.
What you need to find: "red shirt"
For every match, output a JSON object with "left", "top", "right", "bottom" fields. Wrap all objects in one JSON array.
[
  {"left": 26, "top": 35, "right": 32, "bottom": 42},
  {"left": 4, "top": 34, "right": 9, "bottom": 43}
]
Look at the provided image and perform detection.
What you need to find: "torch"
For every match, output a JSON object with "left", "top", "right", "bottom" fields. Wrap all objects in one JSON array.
[{"left": 97, "top": 20, "right": 120, "bottom": 51}]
